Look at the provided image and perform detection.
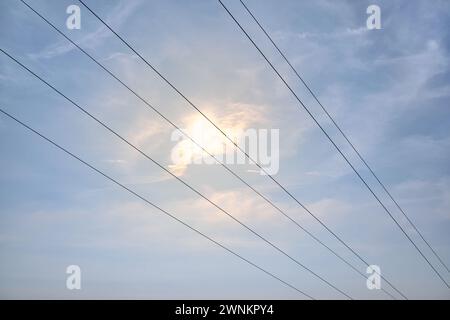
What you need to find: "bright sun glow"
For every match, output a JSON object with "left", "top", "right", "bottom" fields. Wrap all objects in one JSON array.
[{"left": 169, "top": 113, "right": 247, "bottom": 176}]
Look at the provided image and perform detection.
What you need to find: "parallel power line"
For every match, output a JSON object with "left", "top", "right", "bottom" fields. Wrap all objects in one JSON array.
[
  {"left": 19, "top": 0, "right": 397, "bottom": 299},
  {"left": 238, "top": 0, "right": 450, "bottom": 275},
  {"left": 217, "top": 0, "right": 449, "bottom": 289},
  {"left": 0, "top": 48, "right": 353, "bottom": 299},
  {"left": 76, "top": 0, "right": 408, "bottom": 298},
  {"left": 0, "top": 107, "right": 314, "bottom": 299}
]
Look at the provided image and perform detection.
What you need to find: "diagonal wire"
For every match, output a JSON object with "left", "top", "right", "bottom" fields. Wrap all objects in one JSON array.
[
  {"left": 76, "top": 0, "right": 409, "bottom": 299},
  {"left": 218, "top": 0, "right": 449, "bottom": 289},
  {"left": 0, "top": 107, "right": 314, "bottom": 300},
  {"left": 238, "top": 0, "right": 450, "bottom": 274},
  {"left": 0, "top": 47, "right": 353, "bottom": 299},
  {"left": 18, "top": 0, "right": 397, "bottom": 299}
]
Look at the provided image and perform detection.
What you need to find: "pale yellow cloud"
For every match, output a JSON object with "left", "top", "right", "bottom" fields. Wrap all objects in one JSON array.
[{"left": 168, "top": 102, "right": 270, "bottom": 176}]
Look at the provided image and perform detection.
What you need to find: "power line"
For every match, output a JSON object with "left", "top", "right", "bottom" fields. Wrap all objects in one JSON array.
[
  {"left": 0, "top": 107, "right": 314, "bottom": 300},
  {"left": 218, "top": 0, "right": 449, "bottom": 289},
  {"left": 19, "top": 0, "right": 397, "bottom": 299},
  {"left": 76, "top": 0, "right": 409, "bottom": 298},
  {"left": 238, "top": 0, "right": 450, "bottom": 275},
  {"left": 0, "top": 48, "right": 352, "bottom": 299}
]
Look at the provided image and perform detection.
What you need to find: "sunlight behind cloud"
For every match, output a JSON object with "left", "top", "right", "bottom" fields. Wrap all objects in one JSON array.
[{"left": 168, "top": 103, "right": 268, "bottom": 176}]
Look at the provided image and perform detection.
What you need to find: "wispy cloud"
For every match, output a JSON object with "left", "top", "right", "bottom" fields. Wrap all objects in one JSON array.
[{"left": 28, "top": 0, "right": 143, "bottom": 60}]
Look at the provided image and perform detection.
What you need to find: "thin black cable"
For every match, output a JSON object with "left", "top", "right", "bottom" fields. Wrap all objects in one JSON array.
[
  {"left": 239, "top": 0, "right": 449, "bottom": 276},
  {"left": 218, "top": 0, "right": 449, "bottom": 289},
  {"left": 0, "top": 107, "right": 314, "bottom": 300},
  {"left": 19, "top": 0, "right": 396, "bottom": 300},
  {"left": 0, "top": 48, "right": 353, "bottom": 300},
  {"left": 76, "top": 0, "right": 409, "bottom": 298}
]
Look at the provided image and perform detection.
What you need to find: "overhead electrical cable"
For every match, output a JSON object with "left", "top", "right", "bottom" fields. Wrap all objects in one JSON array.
[
  {"left": 76, "top": 0, "right": 409, "bottom": 298},
  {"left": 19, "top": 0, "right": 397, "bottom": 299},
  {"left": 217, "top": 0, "right": 449, "bottom": 289},
  {"left": 238, "top": 0, "right": 450, "bottom": 275},
  {"left": 0, "top": 47, "right": 353, "bottom": 299},
  {"left": 0, "top": 107, "right": 314, "bottom": 300}
]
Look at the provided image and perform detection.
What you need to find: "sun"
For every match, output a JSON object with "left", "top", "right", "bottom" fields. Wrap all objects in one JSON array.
[{"left": 169, "top": 114, "right": 246, "bottom": 175}]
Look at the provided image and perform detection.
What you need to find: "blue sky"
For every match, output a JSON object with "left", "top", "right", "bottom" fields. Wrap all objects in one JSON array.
[{"left": 0, "top": 0, "right": 449, "bottom": 299}]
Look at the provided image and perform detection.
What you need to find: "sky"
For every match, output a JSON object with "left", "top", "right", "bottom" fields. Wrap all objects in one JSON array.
[{"left": 0, "top": 0, "right": 449, "bottom": 299}]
